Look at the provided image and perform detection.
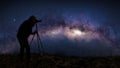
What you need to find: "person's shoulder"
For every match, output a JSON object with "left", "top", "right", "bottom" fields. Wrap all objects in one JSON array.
[{"left": 20, "top": 20, "right": 29, "bottom": 26}]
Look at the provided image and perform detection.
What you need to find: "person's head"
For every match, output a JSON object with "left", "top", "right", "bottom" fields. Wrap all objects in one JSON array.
[{"left": 29, "top": 15, "right": 38, "bottom": 24}]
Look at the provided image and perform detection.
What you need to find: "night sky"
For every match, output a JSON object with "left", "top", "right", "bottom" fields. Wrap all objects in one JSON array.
[{"left": 0, "top": 0, "right": 120, "bottom": 56}]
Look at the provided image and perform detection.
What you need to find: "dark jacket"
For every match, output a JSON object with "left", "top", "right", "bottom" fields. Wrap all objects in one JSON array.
[{"left": 17, "top": 20, "right": 36, "bottom": 39}]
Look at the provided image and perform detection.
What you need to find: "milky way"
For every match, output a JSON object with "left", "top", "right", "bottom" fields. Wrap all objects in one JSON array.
[{"left": 36, "top": 15, "right": 118, "bottom": 47}]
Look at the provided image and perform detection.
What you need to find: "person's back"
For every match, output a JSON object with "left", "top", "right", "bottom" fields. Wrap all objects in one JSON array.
[{"left": 17, "top": 20, "right": 34, "bottom": 39}]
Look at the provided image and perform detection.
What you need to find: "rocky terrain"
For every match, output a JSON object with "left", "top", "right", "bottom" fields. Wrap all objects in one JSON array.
[{"left": 0, "top": 54, "right": 120, "bottom": 68}]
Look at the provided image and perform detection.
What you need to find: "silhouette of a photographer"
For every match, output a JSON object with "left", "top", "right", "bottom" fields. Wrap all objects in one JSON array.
[{"left": 17, "top": 16, "right": 41, "bottom": 61}]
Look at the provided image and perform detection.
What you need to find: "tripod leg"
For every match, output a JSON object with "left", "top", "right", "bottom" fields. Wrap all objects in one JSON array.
[
  {"left": 36, "top": 34, "right": 41, "bottom": 53},
  {"left": 37, "top": 33, "right": 44, "bottom": 55},
  {"left": 30, "top": 34, "right": 36, "bottom": 45}
]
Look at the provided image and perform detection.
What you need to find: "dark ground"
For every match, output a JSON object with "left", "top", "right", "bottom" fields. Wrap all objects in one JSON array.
[{"left": 0, "top": 54, "right": 120, "bottom": 68}]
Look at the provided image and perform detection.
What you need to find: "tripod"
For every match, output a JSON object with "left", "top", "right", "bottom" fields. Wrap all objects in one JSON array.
[{"left": 30, "top": 24, "right": 44, "bottom": 55}]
